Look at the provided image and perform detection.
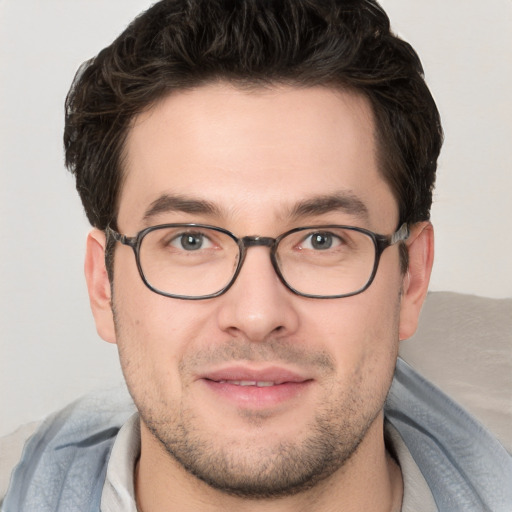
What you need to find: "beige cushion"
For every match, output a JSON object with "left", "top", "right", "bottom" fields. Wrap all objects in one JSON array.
[{"left": 399, "top": 291, "right": 512, "bottom": 454}]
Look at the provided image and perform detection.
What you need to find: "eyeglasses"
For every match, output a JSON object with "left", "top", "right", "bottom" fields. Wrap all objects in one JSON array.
[{"left": 106, "top": 223, "right": 409, "bottom": 300}]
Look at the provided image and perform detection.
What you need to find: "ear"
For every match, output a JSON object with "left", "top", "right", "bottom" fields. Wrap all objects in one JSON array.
[
  {"left": 398, "top": 221, "right": 434, "bottom": 341},
  {"left": 84, "top": 229, "right": 117, "bottom": 344}
]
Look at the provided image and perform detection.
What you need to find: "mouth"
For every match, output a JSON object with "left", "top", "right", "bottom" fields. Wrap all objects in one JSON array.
[
  {"left": 199, "top": 366, "right": 314, "bottom": 409},
  {"left": 214, "top": 380, "right": 286, "bottom": 387}
]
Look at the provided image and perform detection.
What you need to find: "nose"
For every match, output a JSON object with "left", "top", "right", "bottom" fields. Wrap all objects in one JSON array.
[{"left": 216, "top": 246, "right": 300, "bottom": 342}]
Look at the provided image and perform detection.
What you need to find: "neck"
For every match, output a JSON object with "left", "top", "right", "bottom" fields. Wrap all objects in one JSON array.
[{"left": 135, "top": 416, "right": 403, "bottom": 512}]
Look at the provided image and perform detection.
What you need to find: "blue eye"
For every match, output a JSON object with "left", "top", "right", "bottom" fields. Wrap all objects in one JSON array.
[
  {"left": 171, "top": 232, "right": 213, "bottom": 251},
  {"left": 303, "top": 232, "right": 342, "bottom": 250}
]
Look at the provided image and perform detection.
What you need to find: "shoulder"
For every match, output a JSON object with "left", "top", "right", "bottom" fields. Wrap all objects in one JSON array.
[
  {"left": 1, "top": 385, "right": 135, "bottom": 511},
  {"left": 387, "top": 358, "right": 512, "bottom": 510},
  {"left": 399, "top": 291, "right": 512, "bottom": 453},
  {"left": 0, "top": 422, "right": 41, "bottom": 504},
  {"left": 389, "top": 291, "right": 512, "bottom": 511}
]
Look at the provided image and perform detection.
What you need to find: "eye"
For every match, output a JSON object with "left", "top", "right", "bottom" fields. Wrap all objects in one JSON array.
[
  {"left": 301, "top": 231, "right": 343, "bottom": 251},
  {"left": 170, "top": 232, "right": 213, "bottom": 251}
]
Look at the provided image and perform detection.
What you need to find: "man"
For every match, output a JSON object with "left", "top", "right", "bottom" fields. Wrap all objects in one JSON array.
[{"left": 3, "top": 1, "right": 511, "bottom": 511}]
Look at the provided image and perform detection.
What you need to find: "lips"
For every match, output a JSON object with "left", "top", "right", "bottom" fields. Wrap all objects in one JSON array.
[{"left": 199, "top": 366, "right": 313, "bottom": 408}]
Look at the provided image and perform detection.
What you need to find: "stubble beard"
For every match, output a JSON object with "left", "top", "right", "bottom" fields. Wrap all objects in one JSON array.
[
  {"left": 141, "top": 388, "right": 381, "bottom": 499},
  {"left": 117, "top": 339, "right": 393, "bottom": 500}
]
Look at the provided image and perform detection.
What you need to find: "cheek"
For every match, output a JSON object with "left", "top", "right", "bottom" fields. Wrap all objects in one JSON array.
[
  {"left": 306, "top": 292, "right": 400, "bottom": 352},
  {"left": 113, "top": 294, "right": 194, "bottom": 364},
  {"left": 112, "top": 249, "right": 193, "bottom": 355},
  {"left": 300, "top": 270, "right": 401, "bottom": 390},
  {"left": 110, "top": 258, "right": 196, "bottom": 395},
  {"left": 111, "top": 260, "right": 224, "bottom": 394}
]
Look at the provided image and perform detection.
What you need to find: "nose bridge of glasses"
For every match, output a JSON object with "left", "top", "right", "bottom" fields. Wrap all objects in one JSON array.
[
  {"left": 241, "top": 236, "right": 276, "bottom": 249},
  {"left": 233, "top": 235, "right": 284, "bottom": 293}
]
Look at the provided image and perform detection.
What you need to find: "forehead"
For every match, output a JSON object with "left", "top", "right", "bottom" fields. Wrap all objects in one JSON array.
[{"left": 118, "top": 83, "right": 398, "bottom": 231}]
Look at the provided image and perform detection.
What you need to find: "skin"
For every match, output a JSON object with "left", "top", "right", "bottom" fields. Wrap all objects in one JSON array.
[{"left": 85, "top": 84, "right": 434, "bottom": 511}]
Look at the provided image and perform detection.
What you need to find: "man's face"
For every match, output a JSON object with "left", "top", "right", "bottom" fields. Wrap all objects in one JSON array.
[{"left": 97, "top": 84, "right": 412, "bottom": 496}]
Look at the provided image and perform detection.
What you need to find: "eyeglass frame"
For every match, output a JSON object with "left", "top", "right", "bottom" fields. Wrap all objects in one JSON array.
[{"left": 105, "top": 222, "right": 410, "bottom": 300}]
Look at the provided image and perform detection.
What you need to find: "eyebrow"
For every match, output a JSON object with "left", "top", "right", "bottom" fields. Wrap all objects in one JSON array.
[
  {"left": 142, "top": 191, "right": 369, "bottom": 224},
  {"left": 288, "top": 192, "right": 369, "bottom": 221},
  {"left": 143, "top": 194, "right": 221, "bottom": 222}
]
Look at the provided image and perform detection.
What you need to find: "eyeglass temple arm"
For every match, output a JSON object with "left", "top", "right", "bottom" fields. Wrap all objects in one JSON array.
[
  {"left": 390, "top": 223, "right": 409, "bottom": 245},
  {"left": 105, "top": 226, "right": 136, "bottom": 247}
]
